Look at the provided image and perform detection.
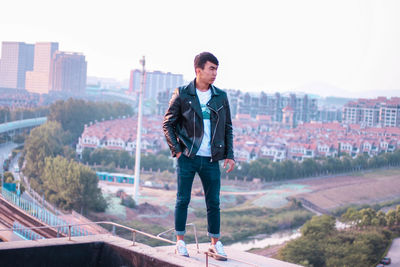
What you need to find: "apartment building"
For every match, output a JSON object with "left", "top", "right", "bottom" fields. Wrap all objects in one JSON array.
[
  {"left": 128, "top": 69, "right": 184, "bottom": 100},
  {"left": 0, "top": 42, "right": 34, "bottom": 89},
  {"left": 49, "top": 51, "right": 87, "bottom": 93},
  {"left": 26, "top": 42, "right": 59, "bottom": 94},
  {"left": 343, "top": 97, "right": 400, "bottom": 127}
]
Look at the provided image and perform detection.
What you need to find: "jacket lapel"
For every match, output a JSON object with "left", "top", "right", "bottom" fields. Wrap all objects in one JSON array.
[
  {"left": 207, "top": 96, "right": 219, "bottom": 112},
  {"left": 188, "top": 79, "right": 204, "bottom": 119}
]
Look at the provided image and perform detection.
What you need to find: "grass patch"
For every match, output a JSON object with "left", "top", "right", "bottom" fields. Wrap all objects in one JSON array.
[
  {"left": 191, "top": 201, "right": 313, "bottom": 245},
  {"left": 106, "top": 201, "right": 313, "bottom": 247}
]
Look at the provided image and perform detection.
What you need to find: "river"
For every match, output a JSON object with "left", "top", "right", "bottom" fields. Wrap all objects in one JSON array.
[
  {"left": 228, "top": 219, "right": 349, "bottom": 251},
  {"left": 227, "top": 229, "right": 301, "bottom": 251}
]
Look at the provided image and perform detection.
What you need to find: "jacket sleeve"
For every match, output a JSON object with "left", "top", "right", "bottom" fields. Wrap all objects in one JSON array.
[
  {"left": 224, "top": 96, "right": 235, "bottom": 160},
  {"left": 163, "top": 87, "right": 182, "bottom": 157}
]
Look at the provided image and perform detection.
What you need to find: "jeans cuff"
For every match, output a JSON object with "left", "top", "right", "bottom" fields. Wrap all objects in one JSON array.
[
  {"left": 208, "top": 232, "right": 220, "bottom": 238},
  {"left": 175, "top": 230, "right": 186, "bottom": 236}
]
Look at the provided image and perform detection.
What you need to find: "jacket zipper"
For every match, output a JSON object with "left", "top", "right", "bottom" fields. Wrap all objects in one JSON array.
[
  {"left": 208, "top": 104, "right": 223, "bottom": 162},
  {"left": 188, "top": 103, "right": 195, "bottom": 156}
]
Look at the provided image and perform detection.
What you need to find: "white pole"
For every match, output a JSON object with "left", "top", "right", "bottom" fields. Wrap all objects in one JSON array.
[{"left": 133, "top": 56, "right": 145, "bottom": 203}]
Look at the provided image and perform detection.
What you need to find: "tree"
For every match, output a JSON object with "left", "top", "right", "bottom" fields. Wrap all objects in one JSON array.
[
  {"left": 301, "top": 215, "right": 336, "bottom": 239},
  {"left": 279, "top": 216, "right": 391, "bottom": 267},
  {"left": 117, "top": 151, "right": 133, "bottom": 169},
  {"left": 359, "top": 208, "right": 376, "bottom": 228},
  {"left": 396, "top": 205, "right": 400, "bottom": 226},
  {"left": 3, "top": 171, "right": 14, "bottom": 183},
  {"left": 301, "top": 158, "right": 319, "bottom": 177},
  {"left": 341, "top": 207, "right": 361, "bottom": 227},
  {"left": 42, "top": 156, "right": 107, "bottom": 213},
  {"left": 23, "top": 121, "right": 66, "bottom": 183},
  {"left": 375, "top": 211, "right": 387, "bottom": 227},
  {"left": 279, "top": 237, "right": 324, "bottom": 267},
  {"left": 89, "top": 148, "right": 115, "bottom": 166},
  {"left": 386, "top": 210, "right": 396, "bottom": 228},
  {"left": 354, "top": 154, "right": 369, "bottom": 170},
  {"left": 281, "top": 160, "right": 296, "bottom": 179},
  {"left": 82, "top": 148, "right": 92, "bottom": 164},
  {"left": 248, "top": 160, "right": 263, "bottom": 178},
  {"left": 48, "top": 99, "right": 133, "bottom": 142}
]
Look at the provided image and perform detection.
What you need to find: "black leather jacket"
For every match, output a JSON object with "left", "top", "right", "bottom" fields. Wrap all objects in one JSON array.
[{"left": 163, "top": 79, "right": 234, "bottom": 162}]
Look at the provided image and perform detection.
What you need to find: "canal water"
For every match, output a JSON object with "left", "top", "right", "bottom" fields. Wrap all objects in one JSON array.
[
  {"left": 227, "top": 229, "right": 301, "bottom": 251},
  {"left": 228, "top": 220, "right": 349, "bottom": 251}
]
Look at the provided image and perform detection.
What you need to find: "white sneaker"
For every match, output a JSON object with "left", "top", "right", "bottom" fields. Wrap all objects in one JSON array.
[
  {"left": 175, "top": 240, "right": 189, "bottom": 257},
  {"left": 209, "top": 241, "right": 227, "bottom": 261}
]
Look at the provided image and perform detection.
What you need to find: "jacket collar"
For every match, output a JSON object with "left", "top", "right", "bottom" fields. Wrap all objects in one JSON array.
[{"left": 188, "top": 78, "right": 220, "bottom": 96}]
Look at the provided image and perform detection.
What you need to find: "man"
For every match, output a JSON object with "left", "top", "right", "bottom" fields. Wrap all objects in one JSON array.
[{"left": 163, "top": 52, "right": 235, "bottom": 260}]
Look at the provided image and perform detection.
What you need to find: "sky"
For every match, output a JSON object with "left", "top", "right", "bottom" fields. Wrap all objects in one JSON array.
[{"left": 1, "top": 0, "right": 400, "bottom": 98}]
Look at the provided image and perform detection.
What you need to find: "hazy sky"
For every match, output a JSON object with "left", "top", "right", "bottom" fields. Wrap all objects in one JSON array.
[{"left": 1, "top": 0, "right": 400, "bottom": 98}]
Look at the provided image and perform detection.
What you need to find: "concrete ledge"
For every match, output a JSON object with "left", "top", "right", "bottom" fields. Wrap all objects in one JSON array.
[
  {"left": 0, "top": 235, "right": 182, "bottom": 267},
  {"left": 158, "top": 243, "right": 301, "bottom": 267},
  {"left": 0, "top": 234, "right": 301, "bottom": 267}
]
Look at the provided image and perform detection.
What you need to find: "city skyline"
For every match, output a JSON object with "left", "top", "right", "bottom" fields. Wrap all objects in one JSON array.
[{"left": 1, "top": 0, "right": 400, "bottom": 98}]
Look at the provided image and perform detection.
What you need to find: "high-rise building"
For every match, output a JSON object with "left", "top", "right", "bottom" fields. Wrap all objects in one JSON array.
[
  {"left": 0, "top": 42, "right": 34, "bottom": 89},
  {"left": 129, "top": 69, "right": 184, "bottom": 100},
  {"left": 25, "top": 42, "right": 59, "bottom": 94},
  {"left": 49, "top": 51, "right": 87, "bottom": 93},
  {"left": 317, "top": 108, "right": 342, "bottom": 123},
  {"left": 235, "top": 91, "right": 318, "bottom": 124},
  {"left": 129, "top": 69, "right": 141, "bottom": 93},
  {"left": 342, "top": 97, "right": 400, "bottom": 127},
  {"left": 379, "top": 99, "right": 400, "bottom": 127}
]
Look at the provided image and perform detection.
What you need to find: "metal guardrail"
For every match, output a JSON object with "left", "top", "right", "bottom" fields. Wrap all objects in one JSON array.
[
  {"left": 0, "top": 221, "right": 260, "bottom": 267},
  {"left": 20, "top": 173, "right": 62, "bottom": 215},
  {"left": 1, "top": 187, "right": 89, "bottom": 237},
  {"left": 12, "top": 222, "right": 45, "bottom": 241}
]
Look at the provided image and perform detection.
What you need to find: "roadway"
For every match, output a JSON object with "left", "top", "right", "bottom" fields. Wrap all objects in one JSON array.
[
  {"left": 0, "top": 142, "right": 18, "bottom": 171},
  {"left": 387, "top": 237, "right": 400, "bottom": 267},
  {"left": 0, "top": 142, "right": 18, "bottom": 186},
  {"left": 0, "top": 142, "right": 33, "bottom": 202}
]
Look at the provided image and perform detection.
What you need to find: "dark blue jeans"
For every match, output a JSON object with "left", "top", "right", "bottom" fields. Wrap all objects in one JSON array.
[{"left": 175, "top": 155, "right": 221, "bottom": 238}]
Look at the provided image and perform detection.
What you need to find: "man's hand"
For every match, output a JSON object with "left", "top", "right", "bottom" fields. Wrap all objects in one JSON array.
[
  {"left": 223, "top": 159, "right": 235, "bottom": 173},
  {"left": 176, "top": 152, "right": 182, "bottom": 159}
]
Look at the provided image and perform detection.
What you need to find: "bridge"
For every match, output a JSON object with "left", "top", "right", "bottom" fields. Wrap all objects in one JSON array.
[
  {"left": 0, "top": 91, "right": 137, "bottom": 137},
  {"left": 0, "top": 117, "right": 47, "bottom": 136}
]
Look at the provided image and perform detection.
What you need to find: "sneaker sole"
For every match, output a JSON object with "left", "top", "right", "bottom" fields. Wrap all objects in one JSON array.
[{"left": 208, "top": 248, "right": 227, "bottom": 261}]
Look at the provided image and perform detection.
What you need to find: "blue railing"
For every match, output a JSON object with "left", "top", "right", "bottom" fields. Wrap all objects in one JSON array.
[
  {"left": 13, "top": 222, "right": 44, "bottom": 241},
  {"left": 2, "top": 188, "right": 90, "bottom": 237}
]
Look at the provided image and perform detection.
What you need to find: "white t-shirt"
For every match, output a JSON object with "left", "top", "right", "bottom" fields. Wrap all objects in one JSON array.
[{"left": 196, "top": 88, "right": 212, "bottom": 157}]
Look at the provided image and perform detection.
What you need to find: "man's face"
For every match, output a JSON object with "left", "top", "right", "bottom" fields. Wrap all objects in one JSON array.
[{"left": 196, "top": 61, "right": 218, "bottom": 85}]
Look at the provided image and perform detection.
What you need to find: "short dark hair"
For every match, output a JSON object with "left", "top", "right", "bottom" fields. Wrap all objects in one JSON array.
[{"left": 194, "top": 52, "right": 219, "bottom": 69}]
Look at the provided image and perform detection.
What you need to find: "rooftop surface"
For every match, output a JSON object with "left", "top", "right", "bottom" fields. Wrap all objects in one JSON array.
[{"left": 0, "top": 234, "right": 301, "bottom": 267}]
